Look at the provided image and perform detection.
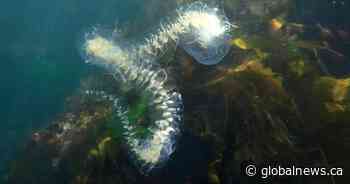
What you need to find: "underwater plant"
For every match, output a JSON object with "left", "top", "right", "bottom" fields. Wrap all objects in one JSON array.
[{"left": 82, "top": 2, "right": 233, "bottom": 173}]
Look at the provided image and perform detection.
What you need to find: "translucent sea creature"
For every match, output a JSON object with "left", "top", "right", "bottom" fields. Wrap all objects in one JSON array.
[
  {"left": 84, "top": 36, "right": 182, "bottom": 173},
  {"left": 82, "top": 2, "right": 232, "bottom": 173},
  {"left": 134, "top": 1, "right": 234, "bottom": 65}
]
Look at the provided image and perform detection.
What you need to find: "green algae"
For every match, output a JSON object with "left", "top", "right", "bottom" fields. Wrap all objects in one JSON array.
[
  {"left": 127, "top": 92, "right": 149, "bottom": 123},
  {"left": 126, "top": 92, "right": 153, "bottom": 140}
]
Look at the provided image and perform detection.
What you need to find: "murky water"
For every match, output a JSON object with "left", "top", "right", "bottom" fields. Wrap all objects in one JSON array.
[{"left": 1, "top": 0, "right": 349, "bottom": 184}]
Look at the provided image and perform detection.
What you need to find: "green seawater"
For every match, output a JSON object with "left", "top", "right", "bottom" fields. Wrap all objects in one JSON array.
[
  {"left": 1, "top": 0, "right": 350, "bottom": 183},
  {"left": 0, "top": 0, "right": 178, "bottom": 179}
]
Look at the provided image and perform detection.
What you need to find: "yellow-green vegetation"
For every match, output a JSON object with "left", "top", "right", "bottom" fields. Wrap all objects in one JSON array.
[
  {"left": 230, "top": 36, "right": 272, "bottom": 61},
  {"left": 285, "top": 58, "right": 320, "bottom": 85},
  {"left": 192, "top": 60, "right": 298, "bottom": 168},
  {"left": 88, "top": 137, "right": 115, "bottom": 162},
  {"left": 208, "top": 160, "right": 220, "bottom": 184},
  {"left": 310, "top": 77, "right": 350, "bottom": 124},
  {"left": 288, "top": 59, "right": 306, "bottom": 78},
  {"left": 205, "top": 61, "right": 285, "bottom": 99},
  {"left": 230, "top": 38, "right": 250, "bottom": 50},
  {"left": 85, "top": 136, "right": 123, "bottom": 183}
]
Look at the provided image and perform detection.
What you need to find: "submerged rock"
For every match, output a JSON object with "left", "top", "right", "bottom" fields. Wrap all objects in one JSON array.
[{"left": 7, "top": 74, "right": 140, "bottom": 184}]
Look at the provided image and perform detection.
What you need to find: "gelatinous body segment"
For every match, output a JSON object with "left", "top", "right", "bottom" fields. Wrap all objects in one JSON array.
[
  {"left": 83, "top": 2, "right": 231, "bottom": 172},
  {"left": 84, "top": 36, "right": 182, "bottom": 172},
  {"left": 120, "top": 91, "right": 182, "bottom": 172},
  {"left": 84, "top": 89, "right": 182, "bottom": 172},
  {"left": 176, "top": 2, "right": 233, "bottom": 65},
  {"left": 137, "top": 2, "right": 233, "bottom": 65}
]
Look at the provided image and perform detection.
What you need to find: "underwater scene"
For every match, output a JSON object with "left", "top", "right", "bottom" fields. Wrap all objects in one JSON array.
[{"left": 1, "top": 0, "right": 350, "bottom": 183}]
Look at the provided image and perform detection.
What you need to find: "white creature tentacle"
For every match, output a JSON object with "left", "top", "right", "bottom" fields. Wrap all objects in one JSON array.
[{"left": 83, "top": 2, "right": 232, "bottom": 173}]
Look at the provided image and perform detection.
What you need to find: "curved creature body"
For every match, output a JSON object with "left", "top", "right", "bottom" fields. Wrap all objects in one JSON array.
[
  {"left": 85, "top": 37, "right": 182, "bottom": 172},
  {"left": 83, "top": 2, "right": 232, "bottom": 173},
  {"left": 136, "top": 2, "right": 233, "bottom": 65}
]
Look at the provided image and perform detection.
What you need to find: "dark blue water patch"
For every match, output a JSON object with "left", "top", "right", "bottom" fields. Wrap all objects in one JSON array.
[
  {"left": 294, "top": 0, "right": 350, "bottom": 27},
  {"left": 0, "top": 0, "right": 153, "bottom": 178},
  {"left": 1, "top": 0, "right": 150, "bottom": 61},
  {"left": 0, "top": 54, "right": 84, "bottom": 179}
]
